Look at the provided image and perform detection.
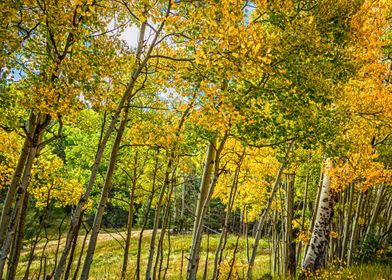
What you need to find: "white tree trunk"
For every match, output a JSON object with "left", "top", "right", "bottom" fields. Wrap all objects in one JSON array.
[{"left": 302, "top": 159, "right": 334, "bottom": 271}]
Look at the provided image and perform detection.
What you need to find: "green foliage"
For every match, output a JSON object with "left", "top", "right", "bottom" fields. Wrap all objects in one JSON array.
[{"left": 356, "top": 232, "right": 392, "bottom": 264}]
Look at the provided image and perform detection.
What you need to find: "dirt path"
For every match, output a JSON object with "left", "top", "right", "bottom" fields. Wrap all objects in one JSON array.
[{"left": 26, "top": 229, "right": 157, "bottom": 253}]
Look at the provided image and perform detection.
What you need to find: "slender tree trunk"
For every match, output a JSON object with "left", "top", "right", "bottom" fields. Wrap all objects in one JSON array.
[
  {"left": 247, "top": 141, "right": 293, "bottom": 279},
  {"left": 156, "top": 170, "right": 177, "bottom": 280},
  {"left": 380, "top": 197, "right": 392, "bottom": 236},
  {"left": 212, "top": 149, "right": 244, "bottom": 280},
  {"left": 347, "top": 189, "right": 364, "bottom": 266},
  {"left": 64, "top": 211, "right": 84, "bottom": 280},
  {"left": 5, "top": 191, "right": 29, "bottom": 280},
  {"left": 163, "top": 220, "right": 172, "bottom": 280},
  {"left": 187, "top": 138, "right": 218, "bottom": 280},
  {"left": 80, "top": 106, "right": 130, "bottom": 280},
  {"left": 54, "top": 19, "right": 150, "bottom": 279},
  {"left": 360, "top": 192, "right": 370, "bottom": 241},
  {"left": 384, "top": 204, "right": 392, "bottom": 240},
  {"left": 187, "top": 134, "right": 228, "bottom": 280},
  {"left": 37, "top": 234, "right": 49, "bottom": 280},
  {"left": 136, "top": 155, "right": 159, "bottom": 280},
  {"left": 302, "top": 159, "right": 334, "bottom": 272},
  {"left": 173, "top": 173, "right": 178, "bottom": 230},
  {"left": 336, "top": 189, "right": 344, "bottom": 259},
  {"left": 0, "top": 137, "right": 29, "bottom": 247},
  {"left": 227, "top": 234, "right": 240, "bottom": 280},
  {"left": 155, "top": 178, "right": 175, "bottom": 280},
  {"left": 279, "top": 188, "right": 285, "bottom": 277},
  {"left": 121, "top": 153, "right": 139, "bottom": 279},
  {"left": 72, "top": 224, "right": 90, "bottom": 280},
  {"left": 181, "top": 173, "right": 186, "bottom": 225},
  {"left": 55, "top": 106, "right": 124, "bottom": 279},
  {"left": 244, "top": 208, "right": 250, "bottom": 263},
  {"left": 50, "top": 215, "right": 67, "bottom": 279},
  {"left": 148, "top": 98, "right": 192, "bottom": 280},
  {"left": 341, "top": 183, "right": 354, "bottom": 262},
  {"left": 0, "top": 143, "right": 38, "bottom": 277},
  {"left": 203, "top": 229, "right": 210, "bottom": 280},
  {"left": 146, "top": 157, "right": 174, "bottom": 280},
  {"left": 0, "top": 110, "right": 43, "bottom": 247},
  {"left": 365, "top": 183, "right": 384, "bottom": 239},
  {"left": 246, "top": 163, "right": 285, "bottom": 279},
  {"left": 272, "top": 206, "right": 279, "bottom": 275},
  {"left": 286, "top": 174, "right": 295, "bottom": 278},
  {"left": 181, "top": 250, "right": 184, "bottom": 278},
  {"left": 297, "top": 173, "right": 309, "bottom": 267},
  {"left": 23, "top": 233, "right": 42, "bottom": 279},
  {"left": 303, "top": 167, "right": 324, "bottom": 263},
  {"left": 380, "top": 197, "right": 392, "bottom": 241}
]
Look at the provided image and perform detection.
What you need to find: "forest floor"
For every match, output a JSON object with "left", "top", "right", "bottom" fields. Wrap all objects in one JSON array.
[{"left": 14, "top": 231, "right": 392, "bottom": 279}]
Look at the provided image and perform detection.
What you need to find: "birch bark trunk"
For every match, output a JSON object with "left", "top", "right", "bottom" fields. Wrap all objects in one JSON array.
[
  {"left": 302, "top": 159, "right": 334, "bottom": 272},
  {"left": 303, "top": 167, "right": 324, "bottom": 263}
]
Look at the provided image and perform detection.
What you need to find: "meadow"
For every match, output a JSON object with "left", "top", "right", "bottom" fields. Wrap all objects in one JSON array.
[{"left": 15, "top": 232, "right": 392, "bottom": 280}]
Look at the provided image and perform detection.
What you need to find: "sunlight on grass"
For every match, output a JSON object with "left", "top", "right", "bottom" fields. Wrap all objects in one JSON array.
[
  {"left": 14, "top": 232, "right": 391, "bottom": 279},
  {"left": 15, "top": 232, "right": 272, "bottom": 279}
]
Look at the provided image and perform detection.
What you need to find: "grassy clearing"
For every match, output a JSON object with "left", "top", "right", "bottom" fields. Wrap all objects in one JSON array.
[
  {"left": 15, "top": 231, "right": 270, "bottom": 279},
  {"left": 345, "top": 264, "right": 392, "bottom": 280},
  {"left": 14, "top": 232, "right": 392, "bottom": 279}
]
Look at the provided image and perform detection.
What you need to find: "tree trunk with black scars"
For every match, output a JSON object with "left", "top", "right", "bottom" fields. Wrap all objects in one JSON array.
[
  {"left": 302, "top": 159, "right": 334, "bottom": 272},
  {"left": 303, "top": 168, "right": 324, "bottom": 263}
]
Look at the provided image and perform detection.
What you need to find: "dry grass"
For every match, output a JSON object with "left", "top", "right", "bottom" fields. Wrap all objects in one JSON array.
[
  {"left": 15, "top": 231, "right": 270, "bottom": 279},
  {"left": 13, "top": 232, "right": 392, "bottom": 279}
]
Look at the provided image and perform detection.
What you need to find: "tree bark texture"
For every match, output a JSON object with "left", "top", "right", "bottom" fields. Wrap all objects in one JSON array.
[{"left": 302, "top": 159, "right": 334, "bottom": 271}]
